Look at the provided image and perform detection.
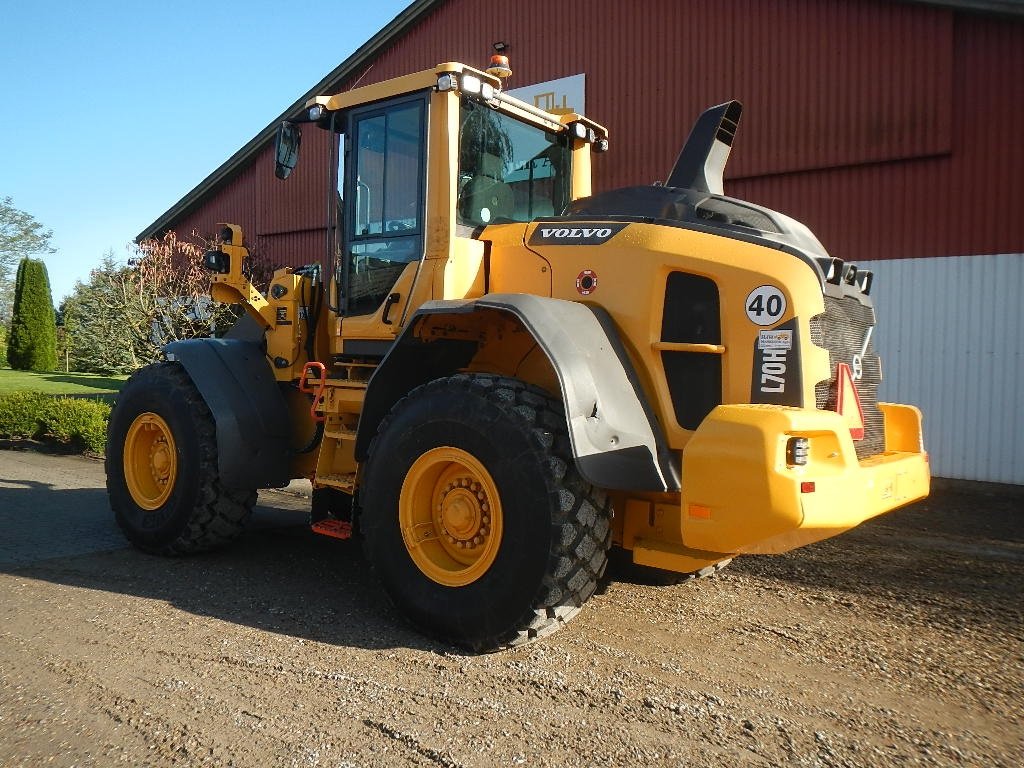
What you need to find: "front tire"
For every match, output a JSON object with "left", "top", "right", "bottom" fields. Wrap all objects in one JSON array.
[
  {"left": 106, "top": 362, "right": 256, "bottom": 555},
  {"left": 361, "top": 374, "right": 611, "bottom": 652}
]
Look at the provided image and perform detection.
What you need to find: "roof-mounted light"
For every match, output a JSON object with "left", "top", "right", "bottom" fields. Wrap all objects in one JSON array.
[
  {"left": 826, "top": 257, "right": 845, "bottom": 285},
  {"left": 308, "top": 104, "right": 326, "bottom": 121},
  {"left": 570, "top": 122, "right": 599, "bottom": 144},
  {"left": 486, "top": 54, "right": 512, "bottom": 80},
  {"left": 857, "top": 269, "right": 874, "bottom": 295},
  {"left": 441, "top": 72, "right": 497, "bottom": 101},
  {"left": 844, "top": 264, "right": 859, "bottom": 285}
]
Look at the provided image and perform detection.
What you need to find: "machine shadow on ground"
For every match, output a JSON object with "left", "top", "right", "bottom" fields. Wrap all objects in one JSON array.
[
  {"left": 2, "top": 478, "right": 1021, "bottom": 649},
  {"left": 0, "top": 481, "right": 451, "bottom": 654}
]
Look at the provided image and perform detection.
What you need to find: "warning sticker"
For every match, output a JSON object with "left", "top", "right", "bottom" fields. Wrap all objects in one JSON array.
[{"left": 758, "top": 329, "right": 793, "bottom": 350}]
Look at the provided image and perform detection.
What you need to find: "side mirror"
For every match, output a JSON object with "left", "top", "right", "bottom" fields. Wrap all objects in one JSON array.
[{"left": 274, "top": 121, "right": 301, "bottom": 180}]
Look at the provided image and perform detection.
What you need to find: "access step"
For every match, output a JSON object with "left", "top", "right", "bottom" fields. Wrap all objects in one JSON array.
[{"left": 311, "top": 519, "right": 353, "bottom": 540}]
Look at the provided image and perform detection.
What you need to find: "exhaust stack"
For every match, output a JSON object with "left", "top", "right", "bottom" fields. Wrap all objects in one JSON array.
[{"left": 666, "top": 100, "right": 743, "bottom": 195}]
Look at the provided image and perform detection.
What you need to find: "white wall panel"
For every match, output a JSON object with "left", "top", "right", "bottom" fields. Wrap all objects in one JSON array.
[{"left": 860, "top": 254, "right": 1023, "bottom": 484}]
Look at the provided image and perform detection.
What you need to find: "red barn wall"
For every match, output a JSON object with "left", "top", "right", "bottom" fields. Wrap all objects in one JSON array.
[{"left": 169, "top": 0, "right": 1024, "bottom": 269}]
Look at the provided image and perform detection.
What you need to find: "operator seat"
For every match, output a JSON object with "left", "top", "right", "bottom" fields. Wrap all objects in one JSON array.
[{"left": 459, "top": 152, "right": 514, "bottom": 226}]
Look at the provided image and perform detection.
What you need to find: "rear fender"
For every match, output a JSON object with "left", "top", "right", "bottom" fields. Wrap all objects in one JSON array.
[
  {"left": 164, "top": 338, "right": 292, "bottom": 489},
  {"left": 357, "top": 294, "right": 678, "bottom": 492}
]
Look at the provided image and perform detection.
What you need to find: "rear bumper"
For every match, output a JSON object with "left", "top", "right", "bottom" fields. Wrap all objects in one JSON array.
[{"left": 678, "top": 402, "right": 929, "bottom": 555}]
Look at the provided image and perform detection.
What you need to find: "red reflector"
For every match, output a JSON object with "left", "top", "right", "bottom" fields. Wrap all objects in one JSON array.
[{"left": 800, "top": 481, "right": 816, "bottom": 494}]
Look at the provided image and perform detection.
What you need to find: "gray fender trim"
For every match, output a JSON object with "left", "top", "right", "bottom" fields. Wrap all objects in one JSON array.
[
  {"left": 164, "top": 338, "right": 292, "bottom": 489},
  {"left": 357, "top": 294, "right": 678, "bottom": 493}
]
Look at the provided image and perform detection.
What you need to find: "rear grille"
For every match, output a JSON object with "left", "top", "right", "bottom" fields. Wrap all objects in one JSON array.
[
  {"left": 809, "top": 296, "right": 885, "bottom": 459},
  {"left": 661, "top": 272, "right": 722, "bottom": 429}
]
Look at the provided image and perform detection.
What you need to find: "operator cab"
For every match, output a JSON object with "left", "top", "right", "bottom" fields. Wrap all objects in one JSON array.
[{"left": 274, "top": 60, "right": 606, "bottom": 354}]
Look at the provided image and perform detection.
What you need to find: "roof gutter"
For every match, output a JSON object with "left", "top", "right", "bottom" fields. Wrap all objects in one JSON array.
[{"left": 136, "top": 0, "right": 442, "bottom": 243}]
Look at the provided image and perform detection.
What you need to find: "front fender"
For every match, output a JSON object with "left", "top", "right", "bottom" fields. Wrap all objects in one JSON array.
[{"left": 164, "top": 338, "right": 291, "bottom": 489}]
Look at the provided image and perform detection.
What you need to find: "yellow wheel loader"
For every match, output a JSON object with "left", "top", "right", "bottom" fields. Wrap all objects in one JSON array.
[{"left": 106, "top": 59, "right": 929, "bottom": 651}]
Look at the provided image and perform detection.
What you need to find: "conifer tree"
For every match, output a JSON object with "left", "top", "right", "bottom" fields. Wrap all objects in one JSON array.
[
  {"left": 61, "top": 253, "right": 137, "bottom": 374},
  {"left": 8, "top": 257, "right": 58, "bottom": 371}
]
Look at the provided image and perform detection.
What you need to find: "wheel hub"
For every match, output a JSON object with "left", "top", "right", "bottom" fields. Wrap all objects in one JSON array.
[
  {"left": 438, "top": 480, "right": 491, "bottom": 548},
  {"left": 400, "top": 447, "right": 504, "bottom": 586}
]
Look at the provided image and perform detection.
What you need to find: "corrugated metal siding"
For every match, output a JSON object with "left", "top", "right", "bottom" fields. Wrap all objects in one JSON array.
[
  {"left": 163, "top": 0, "right": 1023, "bottom": 269},
  {"left": 259, "top": 129, "right": 337, "bottom": 235},
  {"left": 861, "top": 253, "right": 1024, "bottom": 484},
  {"left": 173, "top": 135, "right": 336, "bottom": 267}
]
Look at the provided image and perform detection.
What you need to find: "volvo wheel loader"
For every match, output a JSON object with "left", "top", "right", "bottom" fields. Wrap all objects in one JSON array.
[{"left": 106, "top": 58, "right": 930, "bottom": 651}]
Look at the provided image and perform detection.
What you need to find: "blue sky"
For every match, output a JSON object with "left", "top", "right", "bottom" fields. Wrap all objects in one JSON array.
[{"left": 0, "top": 0, "right": 410, "bottom": 305}]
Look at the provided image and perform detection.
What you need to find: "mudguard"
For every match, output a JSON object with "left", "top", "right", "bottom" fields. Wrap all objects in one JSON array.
[
  {"left": 357, "top": 294, "right": 679, "bottom": 493},
  {"left": 164, "top": 337, "right": 292, "bottom": 489}
]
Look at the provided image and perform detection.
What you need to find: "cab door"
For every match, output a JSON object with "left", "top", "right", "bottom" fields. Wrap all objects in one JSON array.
[{"left": 338, "top": 93, "right": 428, "bottom": 354}]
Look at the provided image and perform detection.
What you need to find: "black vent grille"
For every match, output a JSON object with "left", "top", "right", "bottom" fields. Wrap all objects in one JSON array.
[
  {"left": 809, "top": 296, "right": 885, "bottom": 459},
  {"left": 661, "top": 272, "right": 721, "bottom": 429}
]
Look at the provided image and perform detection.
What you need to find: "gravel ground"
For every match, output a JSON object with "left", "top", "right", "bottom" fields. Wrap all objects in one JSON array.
[{"left": 1, "top": 452, "right": 1021, "bottom": 767}]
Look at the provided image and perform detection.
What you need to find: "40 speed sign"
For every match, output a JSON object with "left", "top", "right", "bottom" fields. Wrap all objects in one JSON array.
[{"left": 745, "top": 285, "right": 787, "bottom": 326}]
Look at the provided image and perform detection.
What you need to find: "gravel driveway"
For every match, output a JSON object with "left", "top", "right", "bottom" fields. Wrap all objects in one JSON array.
[{"left": 1, "top": 450, "right": 1021, "bottom": 767}]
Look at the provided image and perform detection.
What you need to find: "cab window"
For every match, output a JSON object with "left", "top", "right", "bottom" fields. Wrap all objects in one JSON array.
[
  {"left": 343, "top": 95, "right": 426, "bottom": 316},
  {"left": 457, "top": 98, "right": 571, "bottom": 227}
]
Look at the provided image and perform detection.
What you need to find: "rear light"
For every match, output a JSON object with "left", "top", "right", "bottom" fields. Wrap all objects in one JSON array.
[
  {"left": 856, "top": 269, "right": 873, "bottom": 295},
  {"left": 801, "top": 482, "right": 816, "bottom": 494},
  {"left": 786, "top": 437, "right": 809, "bottom": 466}
]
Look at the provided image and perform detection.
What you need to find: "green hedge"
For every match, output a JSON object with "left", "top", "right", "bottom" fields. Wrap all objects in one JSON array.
[{"left": 0, "top": 390, "right": 110, "bottom": 454}]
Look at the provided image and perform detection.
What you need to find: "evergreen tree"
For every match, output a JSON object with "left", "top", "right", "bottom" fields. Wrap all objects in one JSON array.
[
  {"left": 8, "top": 258, "right": 58, "bottom": 371},
  {"left": 61, "top": 253, "right": 137, "bottom": 374},
  {"left": 1, "top": 197, "right": 55, "bottom": 323}
]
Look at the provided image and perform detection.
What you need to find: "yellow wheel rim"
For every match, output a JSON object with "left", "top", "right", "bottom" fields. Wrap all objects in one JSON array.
[
  {"left": 123, "top": 412, "right": 178, "bottom": 510},
  {"left": 399, "top": 447, "right": 504, "bottom": 587}
]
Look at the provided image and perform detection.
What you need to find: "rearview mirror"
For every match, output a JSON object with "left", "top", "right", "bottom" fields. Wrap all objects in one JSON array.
[{"left": 274, "top": 121, "right": 301, "bottom": 180}]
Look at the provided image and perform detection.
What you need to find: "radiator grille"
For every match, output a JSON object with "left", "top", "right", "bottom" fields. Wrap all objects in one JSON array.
[{"left": 809, "top": 296, "right": 885, "bottom": 458}]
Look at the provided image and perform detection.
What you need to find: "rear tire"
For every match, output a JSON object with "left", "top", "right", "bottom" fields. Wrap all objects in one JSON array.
[
  {"left": 106, "top": 362, "right": 256, "bottom": 555},
  {"left": 361, "top": 373, "right": 611, "bottom": 652}
]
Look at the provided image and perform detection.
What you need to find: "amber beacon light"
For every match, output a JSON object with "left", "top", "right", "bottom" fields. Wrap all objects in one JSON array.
[{"left": 486, "top": 54, "right": 512, "bottom": 80}]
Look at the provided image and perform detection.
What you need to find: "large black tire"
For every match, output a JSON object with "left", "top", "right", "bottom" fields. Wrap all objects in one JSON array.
[
  {"left": 106, "top": 362, "right": 256, "bottom": 555},
  {"left": 360, "top": 373, "right": 611, "bottom": 652}
]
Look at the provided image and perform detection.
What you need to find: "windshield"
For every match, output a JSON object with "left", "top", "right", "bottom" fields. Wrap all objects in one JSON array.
[{"left": 457, "top": 98, "right": 571, "bottom": 226}]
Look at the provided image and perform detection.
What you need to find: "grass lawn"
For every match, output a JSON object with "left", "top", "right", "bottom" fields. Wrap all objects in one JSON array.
[{"left": 0, "top": 368, "right": 127, "bottom": 398}]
